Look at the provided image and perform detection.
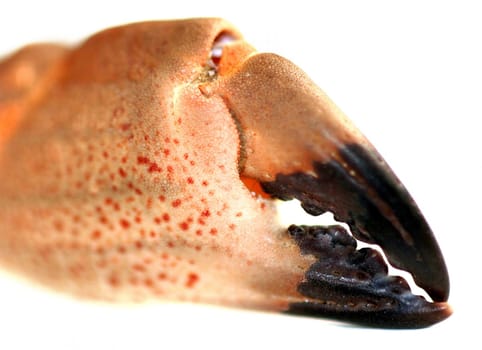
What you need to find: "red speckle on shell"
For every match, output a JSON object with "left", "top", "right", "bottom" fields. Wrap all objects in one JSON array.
[
  {"left": 119, "top": 219, "right": 131, "bottom": 229},
  {"left": 185, "top": 273, "right": 199, "bottom": 288}
]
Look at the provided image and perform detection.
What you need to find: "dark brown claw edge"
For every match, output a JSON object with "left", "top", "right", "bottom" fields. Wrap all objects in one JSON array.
[
  {"left": 284, "top": 225, "right": 451, "bottom": 328},
  {"left": 261, "top": 143, "right": 451, "bottom": 327}
]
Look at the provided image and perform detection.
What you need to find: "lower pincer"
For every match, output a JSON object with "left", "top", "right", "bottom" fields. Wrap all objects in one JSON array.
[{"left": 284, "top": 225, "right": 452, "bottom": 328}]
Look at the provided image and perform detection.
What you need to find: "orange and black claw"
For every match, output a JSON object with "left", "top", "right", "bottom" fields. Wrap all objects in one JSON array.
[
  {"left": 0, "top": 20, "right": 451, "bottom": 329},
  {"left": 215, "top": 48, "right": 451, "bottom": 328}
]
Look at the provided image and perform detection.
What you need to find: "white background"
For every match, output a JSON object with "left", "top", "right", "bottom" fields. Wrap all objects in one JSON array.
[{"left": 0, "top": 1, "right": 480, "bottom": 349}]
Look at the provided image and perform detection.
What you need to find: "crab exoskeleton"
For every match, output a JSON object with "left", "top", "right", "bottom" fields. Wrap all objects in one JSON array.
[{"left": 0, "top": 18, "right": 450, "bottom": 328}]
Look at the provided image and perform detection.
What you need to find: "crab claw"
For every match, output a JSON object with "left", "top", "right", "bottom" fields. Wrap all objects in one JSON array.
[
  {"left": 0, "top": 19, "right": 451, "bottom": 329},
  {"left": 213, "top": 43, "right": 450, "bottom": 327}
]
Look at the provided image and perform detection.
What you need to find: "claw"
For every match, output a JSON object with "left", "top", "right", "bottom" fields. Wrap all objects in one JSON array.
[
  {"left": 0, "top": 19, "right": 451, "bottom": 328},
  {"left": 214, "top": 44, "right": 450, "bottom": 326}
]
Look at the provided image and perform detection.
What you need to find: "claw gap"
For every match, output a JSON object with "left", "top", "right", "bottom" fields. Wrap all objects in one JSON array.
[{"left": 275, "top": 199, "right": 432, "bottom": 302}]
